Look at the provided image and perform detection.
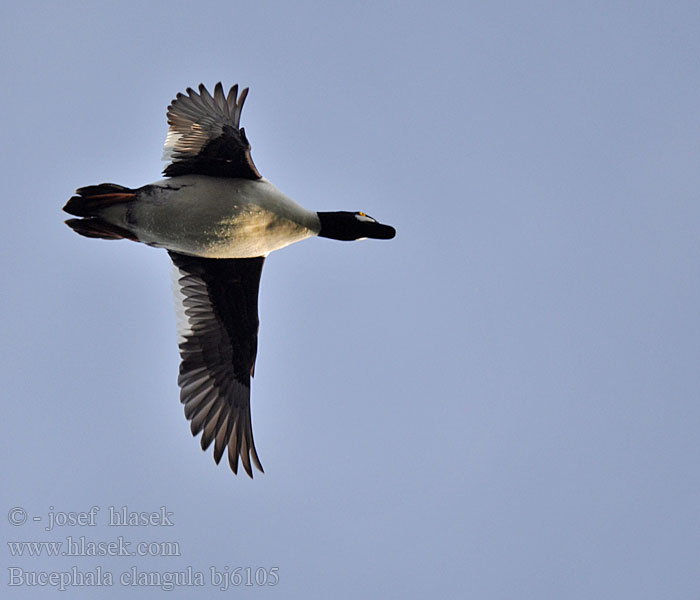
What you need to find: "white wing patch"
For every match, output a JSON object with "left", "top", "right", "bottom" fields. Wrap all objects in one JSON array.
[
  {"left": 170, "top": 263, "right": 214, "bottom": 344},
  {"left": 162, "top": 130, "right": 183, "bottom": 163},
  {"left": 171, "top": 263, "right": 189, "bottom": 342}
]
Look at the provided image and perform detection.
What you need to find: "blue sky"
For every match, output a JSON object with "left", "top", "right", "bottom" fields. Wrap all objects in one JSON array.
[{"left": 1, "top": 1, "right": 699, "bottom": 597}]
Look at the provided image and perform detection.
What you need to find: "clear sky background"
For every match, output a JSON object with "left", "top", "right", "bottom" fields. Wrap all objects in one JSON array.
[{"left": 1, "top": 1, "right": 699, "bottom": 598}]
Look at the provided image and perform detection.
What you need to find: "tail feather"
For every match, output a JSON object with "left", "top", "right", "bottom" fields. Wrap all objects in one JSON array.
[
  {"left": 63, "top": 183, "right": 138, "bottom": 242},
  {"left": 63, "top": 183, "right": 136, "bottom": 217},
  {"left": 64, "top": 217, "right": 138, "bottom": 241}
]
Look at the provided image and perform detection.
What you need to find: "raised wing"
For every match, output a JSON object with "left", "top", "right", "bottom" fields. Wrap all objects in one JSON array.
[
  {"left": 170, "top": 251, "right": 265, "bottom": 477},
  {"left": 163, "top": 83, "right": 261, "bottom": 180}
]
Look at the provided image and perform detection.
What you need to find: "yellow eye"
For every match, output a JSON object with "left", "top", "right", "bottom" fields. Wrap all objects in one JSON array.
[{"left": 359, "top": 212, "right": 366, "bottom": 216}]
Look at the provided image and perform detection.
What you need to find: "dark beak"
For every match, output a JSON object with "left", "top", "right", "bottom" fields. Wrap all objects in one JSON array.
[{"left": 369, "top": 222, "right": 396, "bottom": 240}]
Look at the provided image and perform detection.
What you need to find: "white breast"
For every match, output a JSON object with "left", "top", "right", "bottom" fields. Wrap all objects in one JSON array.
[{"left": 125, "top": 176, "right": 321, "bottom": 258}]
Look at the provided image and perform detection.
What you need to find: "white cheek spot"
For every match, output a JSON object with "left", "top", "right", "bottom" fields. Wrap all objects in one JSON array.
[{"left": 355, "top": 214, "right": 375, "bottom": 223}]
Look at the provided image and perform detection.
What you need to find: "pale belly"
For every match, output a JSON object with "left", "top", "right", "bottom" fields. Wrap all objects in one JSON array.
[{"left": 113, "top": 176, "right": 320, "bottom": 258}]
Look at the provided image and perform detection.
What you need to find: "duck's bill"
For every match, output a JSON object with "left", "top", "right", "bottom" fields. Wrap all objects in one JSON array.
[{"left": 367, "top": 222, "right": 396, "bottom": 239}]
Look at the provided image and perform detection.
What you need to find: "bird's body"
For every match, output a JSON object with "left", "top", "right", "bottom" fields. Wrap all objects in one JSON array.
[
  {"left": 64, "top": 83, "right": 395, "bottom": 477},
  {"left": 99, "top": 175, "right": 320, "bottom": 258}
]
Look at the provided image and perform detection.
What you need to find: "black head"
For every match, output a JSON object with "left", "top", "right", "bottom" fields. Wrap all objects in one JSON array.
[{"left": 317, "top": 211, "right": 396, "bottom": 241}]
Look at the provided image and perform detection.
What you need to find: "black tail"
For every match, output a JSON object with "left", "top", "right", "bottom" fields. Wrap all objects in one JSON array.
[
  {"left": 63, "top": 183, "right": 135, "bottom": 217},
  {"left": 64, "top": 217, "right": 138, "bottom": 241},
  {"left": 63, "top": 183, "right": 138, "bottom": 241}
]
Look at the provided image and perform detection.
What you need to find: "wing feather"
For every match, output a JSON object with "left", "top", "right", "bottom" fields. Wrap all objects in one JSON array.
[
  {"left": 170, "top": 251, "right": 266, "bottom": 477},
  {"left": 162, "top": 83, "right": 261, "bottom": 180}
]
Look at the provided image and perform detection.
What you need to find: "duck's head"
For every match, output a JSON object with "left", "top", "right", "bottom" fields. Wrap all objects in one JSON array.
[{"left": 317, "top": 211, "right": 396, "bottom": 241}]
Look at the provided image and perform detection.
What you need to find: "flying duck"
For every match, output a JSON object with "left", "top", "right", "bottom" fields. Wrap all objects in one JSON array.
[{"left": 63, "top": 83, "right": 395, "bottom": 477}]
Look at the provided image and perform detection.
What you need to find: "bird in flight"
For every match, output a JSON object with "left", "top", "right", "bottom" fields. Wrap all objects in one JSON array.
[{"left": 63, "top": 83, "right": 395, "bottom": 477}]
